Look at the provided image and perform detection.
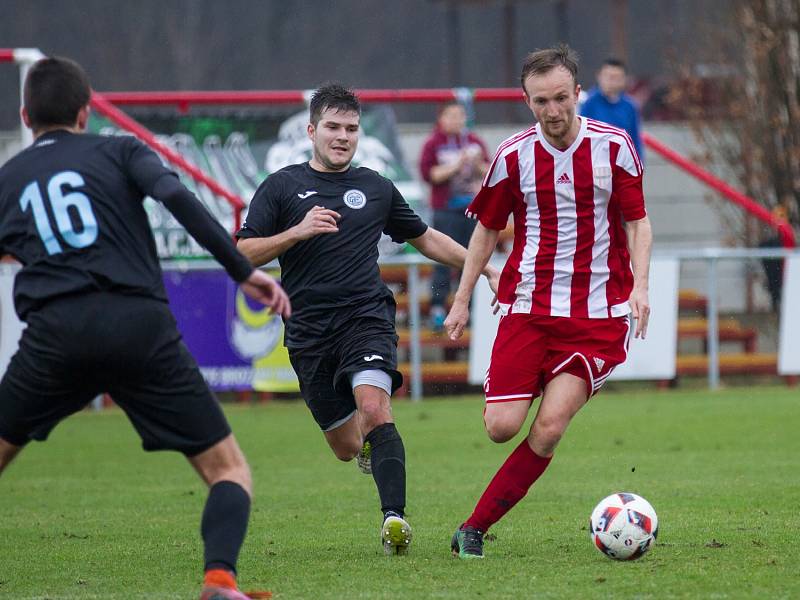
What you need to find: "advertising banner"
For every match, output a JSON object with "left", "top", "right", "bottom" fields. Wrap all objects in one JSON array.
[
  {"left": 778, "top": 255, "right": 800, "bottom": 375},
  {"left": 0, "top": 263, "right": 24, "bottom": 377},
  {"left": 0, "top": 263, "right": 295, "bottom": 393},
  {"left": 610, "top": 258, "right": 679, "bottom": 380},
  {"left": 163, "top": 267, "right": 298, "bottom": 392}
]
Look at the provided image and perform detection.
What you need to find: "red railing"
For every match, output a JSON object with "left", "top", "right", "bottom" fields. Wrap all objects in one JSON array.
[
  {"left": 90, "top": 93, "right": 246, "bottom": 231},
  {"left": 98, "top": 88, "right": 524, "bottom": 108},
  {"left": 1, "top": 49, "right": 245, "bottom": 233},
  {"left": 643, "top": 134, "right": 795, "bottom": 248}
]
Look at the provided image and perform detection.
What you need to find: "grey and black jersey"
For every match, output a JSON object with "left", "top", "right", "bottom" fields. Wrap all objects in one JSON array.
[
  {"left": 237, "top": 162, "right": 428, "bottom": 348},
  {"left": 0, "top": 130, "right": 252, "bottom": 320}
]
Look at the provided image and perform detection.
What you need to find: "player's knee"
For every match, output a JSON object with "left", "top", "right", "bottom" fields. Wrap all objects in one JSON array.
[
  {"left": 531, "top": 418, "right": 565, "bottom": 454},
  {"left": 331, "top": 440, "right": 361, "bottom": 462},
  {"left": 484, "top": 414, "right": 523, "bottom": 443},
  {"left": 193, "top": 437, "right": 253, "bottom": 495},
  {"left": 215, "top": 457, "right": 253, "bottom": 496},
  {"left": 0, "top": 438, "right": 23, "bottom": 475},
  {"left": 358, "top": 400, "right": 391, "bottom": 431}
]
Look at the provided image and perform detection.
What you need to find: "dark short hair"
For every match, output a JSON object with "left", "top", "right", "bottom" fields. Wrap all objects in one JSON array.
[
  {"left": 23, "top": 56, "right": 91, "bottom": 130},
  {"left": 309, "top": 83, "right": 361, "bottom": 125},
  {"left": 601, "top": 57, "right": 627, "bottom": 71},
  {"left": 520, "top": 44, "right": 579, "bottom": 92}
]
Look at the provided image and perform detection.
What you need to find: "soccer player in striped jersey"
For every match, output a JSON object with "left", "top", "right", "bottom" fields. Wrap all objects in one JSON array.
[{"left": 445, "top": 44, "right": 652, "bottom": 558}]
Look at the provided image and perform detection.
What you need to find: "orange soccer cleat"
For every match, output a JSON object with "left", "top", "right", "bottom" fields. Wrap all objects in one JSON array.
[{"left": 199, "top": 569, "right": 272, "bottom": 600}]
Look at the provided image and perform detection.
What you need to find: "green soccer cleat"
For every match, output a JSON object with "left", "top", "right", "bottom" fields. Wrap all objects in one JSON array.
[
  {"left": 451, "top": 524, "right": 485, "bottom": 559},
  {"left": 381, "top": 513, "right": 412, "bottom": 555},
  {"left": 356, "top": 441, "right": 371, "bottom": 474}
]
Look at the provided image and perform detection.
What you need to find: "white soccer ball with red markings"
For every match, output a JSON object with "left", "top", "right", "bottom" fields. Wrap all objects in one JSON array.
[{"left": 589, "top": 492, "right": 658, "bottom": 560}]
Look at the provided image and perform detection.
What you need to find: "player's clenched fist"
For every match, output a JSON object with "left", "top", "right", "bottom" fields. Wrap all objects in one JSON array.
[
  {"left": 444, "top": 299, "right": 470, "bottom": 341},
  {"left": 241, "top": 269, "right": 292, "bottom": 318},
  {"left": 293, "top": 205, "right": 341, "bottom": 240}
]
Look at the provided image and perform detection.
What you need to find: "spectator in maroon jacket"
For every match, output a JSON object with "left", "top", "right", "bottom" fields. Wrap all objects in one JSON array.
[{"left": 419, "top": 102, "right": 490, "bottom": 331}]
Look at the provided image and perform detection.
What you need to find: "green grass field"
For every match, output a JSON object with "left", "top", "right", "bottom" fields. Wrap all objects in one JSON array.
[{"left": 1, "top": 387, "right": 798, "bottom": 599}]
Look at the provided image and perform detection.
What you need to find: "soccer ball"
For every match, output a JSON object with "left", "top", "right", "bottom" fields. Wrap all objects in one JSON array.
[{"left": 589, "top": 492, "right": 658, "bottom": 560}]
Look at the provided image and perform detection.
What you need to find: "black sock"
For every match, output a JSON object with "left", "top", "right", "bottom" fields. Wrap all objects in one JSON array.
[
  {"left": 201, "top": 480, "right": 251, "bottom": 574},
  {"left": 365, "top": 423, "right": 406, "bottom": 516}
]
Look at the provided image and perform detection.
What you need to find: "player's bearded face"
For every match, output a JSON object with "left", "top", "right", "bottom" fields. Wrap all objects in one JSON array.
[
  {"left": 524, "top": 67, "right": 581, "bottom": 147},
  {"left": 308, "top": 108, "right": 360, "bottom": 172}
]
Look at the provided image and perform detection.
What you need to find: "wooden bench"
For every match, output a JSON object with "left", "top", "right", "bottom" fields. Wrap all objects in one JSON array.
[
  {"left": 380, "top": 264, "right": 433, "bottom": 285},
  {"left": 397, "top": 361, "right": 470, "bottom": 382},
  {"left": 678, "top": 289, "right": 708, "bottom": 314},
  {"left": 396, "top": 328, "right": 470, "bottom": 349},
  {"left": 677, "top": 318, "right": 758, "bottom": 352},
  {"left": 675, "top": 353, "right": 777, "bottom": 376}
]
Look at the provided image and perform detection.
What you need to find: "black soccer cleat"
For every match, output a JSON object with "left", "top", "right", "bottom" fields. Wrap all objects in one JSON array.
[{"left": 451, "top": 524, "right": 485, "bottom": 559}]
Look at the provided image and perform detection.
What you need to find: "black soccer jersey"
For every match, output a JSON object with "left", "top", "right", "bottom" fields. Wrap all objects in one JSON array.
[
  {"left": 0, "top": 130, "right": 253, "bottom": 319},
  {"left": 237, "top": 163, "right": 428, "bottom": 348}
]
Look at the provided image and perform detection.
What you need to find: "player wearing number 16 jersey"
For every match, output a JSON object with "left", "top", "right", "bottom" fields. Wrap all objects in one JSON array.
[
  {"left": 0, "top": 57, "right": 289, "bottom": 599},
  {"left": 445, "top": 45, "right": 652, "bottom": 559}
]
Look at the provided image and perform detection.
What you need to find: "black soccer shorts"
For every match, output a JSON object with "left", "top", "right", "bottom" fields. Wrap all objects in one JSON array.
[
  {"left": 288, "top": 317, "right": 403, "bottom": 431},
  {"left": 0, "top": 292, "right": 231, "bottom": 456}
]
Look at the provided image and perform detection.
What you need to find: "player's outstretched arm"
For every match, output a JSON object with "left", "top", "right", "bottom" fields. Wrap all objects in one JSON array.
[
  {"left": 240, "top": 269, "right": 292, "bottom": 318},
  {"left": 444, "top": 223, "right": 500, "bottom": 341},
  {"left": 237, "top": 205, "right": 340, "bottom": 267},
  {"left": 153, "top": 176, "right": 257, "bottom": 284},
  {"left": 625, "top": 216, "right": 652, "bottom": 339},
  {"left": 407, "top": 227, "right": 499, "bottom": 290}
]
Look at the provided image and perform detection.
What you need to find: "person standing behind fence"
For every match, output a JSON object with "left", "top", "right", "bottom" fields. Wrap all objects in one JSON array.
[
  {"left": 580, "top": 57, "right": 644, "bottom": 162},
  {"left": 419, "top": 102, "right": 490, "bottom": 332}
]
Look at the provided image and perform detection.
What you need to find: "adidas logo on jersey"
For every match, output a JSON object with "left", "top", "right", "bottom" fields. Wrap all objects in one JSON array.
[
  {"left": 556, "top": 172, "right": 572, "bottom": 184},
  {"left": 593, "top": 357, "right": 606, "bottom": 371}
]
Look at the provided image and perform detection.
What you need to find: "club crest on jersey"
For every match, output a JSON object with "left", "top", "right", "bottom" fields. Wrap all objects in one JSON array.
[{"left": 343, "top": 189, "right": 367, "bottom": 209}]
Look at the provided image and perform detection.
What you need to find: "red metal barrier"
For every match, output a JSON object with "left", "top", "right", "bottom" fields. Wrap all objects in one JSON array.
[
  {"left": 90, "top": 93, "right": 246, "bottom": 232},
  {"left": 1, "top": 49, "right": 245, "bottom": 233},
  {"left": 99, "top": 90, "right": 307, "bottom": 110},
  {"left": 643, "top": 133, "right": 795, "bottom": 247},
  {"left": 98, "top": 88, "right": 525, "bottom": 108}
]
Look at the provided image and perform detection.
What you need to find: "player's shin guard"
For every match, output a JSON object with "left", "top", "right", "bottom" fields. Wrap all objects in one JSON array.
[
  {"left": 201, "top": 480, "right": 251, "bottom": 574},
  {"left": 364, "top": 423, "right": 406, "bottom": 516},
  {"left": 465, "top": 439, "right": 552, "bottom": 532}
]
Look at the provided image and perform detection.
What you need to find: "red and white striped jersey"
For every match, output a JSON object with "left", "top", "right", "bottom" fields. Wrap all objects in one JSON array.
[{"left": 466, "top": 117, "right": 646, "bottom": 319}]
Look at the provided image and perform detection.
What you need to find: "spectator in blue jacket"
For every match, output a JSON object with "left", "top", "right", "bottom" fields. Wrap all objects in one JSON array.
[{"left": 580, "top": 58, "right": 644, "bottom": 161}]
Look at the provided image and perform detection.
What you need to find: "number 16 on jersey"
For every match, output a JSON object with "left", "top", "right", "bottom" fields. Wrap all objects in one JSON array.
[{"left": 19, "top": 170, "right": 98, "bottom": 255}]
